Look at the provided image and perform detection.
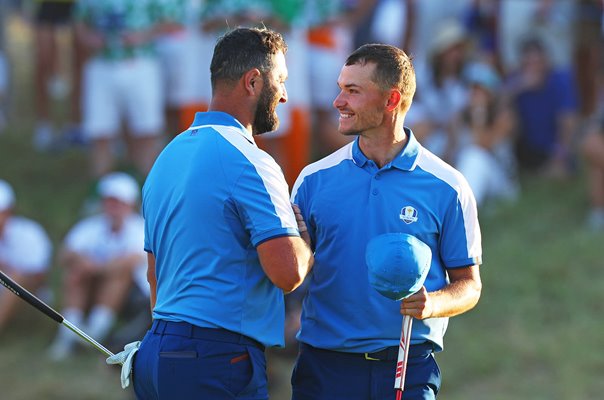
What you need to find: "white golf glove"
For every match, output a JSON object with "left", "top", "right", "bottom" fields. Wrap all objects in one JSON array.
[{"left": 106, "top": 340, "right": 141, "bottom": 389}]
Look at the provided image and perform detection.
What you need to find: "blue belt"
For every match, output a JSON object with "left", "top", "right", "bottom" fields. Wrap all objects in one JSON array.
[
  {"left": 151, "top": 319, "right": 265, "bottom": 351},
  {"left": 301, "top": 342, "right": 434, "bottom": 361}
]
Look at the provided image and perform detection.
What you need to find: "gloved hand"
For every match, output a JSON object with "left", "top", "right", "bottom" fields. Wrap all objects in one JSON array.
[{"left": 106, "top": 341, "right": 141, "bottom": 389}]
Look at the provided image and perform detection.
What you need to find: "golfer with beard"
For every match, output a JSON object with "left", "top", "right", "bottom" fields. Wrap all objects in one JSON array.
[{"left": 130, "top": 27, "right": 314, "bottom": 399}]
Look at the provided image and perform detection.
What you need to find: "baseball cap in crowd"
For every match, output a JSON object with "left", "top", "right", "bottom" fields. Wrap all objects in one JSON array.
[
  {"left": 465, "top": 62, "right": 501, "bottom": 93},
  {"left": 366, "top": 233, "right": 432, "bottom": 301},
  {"left": 97, "top": 172, "right": 139, "bottom": 205},
  {"left": 0, "top": 179, "right": 16, "bottom": 211}
]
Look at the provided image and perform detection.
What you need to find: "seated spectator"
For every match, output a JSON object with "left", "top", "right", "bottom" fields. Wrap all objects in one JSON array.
[
  {"left": 0, "top": 180, "right": 53, "bottom": 333},
  {"left": 47, "top": 172, "right": 146, "bottom": 360},
  {"left": 505, "top": 36, "right": 579, "bottom": 178},
  {"left": 455, "top": 62, "right": 519, "bottom": 208},
  {"left": 107, "top": 258, "right": 151, "bottom": 349}
]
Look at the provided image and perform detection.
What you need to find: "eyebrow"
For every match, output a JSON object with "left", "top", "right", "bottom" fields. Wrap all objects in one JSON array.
[{"left": 339, "top": 82, "right": 362, "bottom": 89}]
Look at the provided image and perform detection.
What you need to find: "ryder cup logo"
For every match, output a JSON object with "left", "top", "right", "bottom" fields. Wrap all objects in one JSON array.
[{"left": 399, "top": 206, "right": 418, "bottom": 224}]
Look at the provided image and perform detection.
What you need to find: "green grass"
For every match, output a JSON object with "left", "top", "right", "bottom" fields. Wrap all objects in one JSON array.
[
  {"left": 2, "top": 14, "right": 604, "bottom": 400},
  {"left": 0, "top": 316, "right": 131, "bottom": 400},
  {"left": 436, "top": 179, "right": 604, "bottom": 400}
]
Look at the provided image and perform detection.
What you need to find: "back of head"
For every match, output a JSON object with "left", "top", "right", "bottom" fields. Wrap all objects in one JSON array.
[
  {"left": 210, "top": 27, "right": 287, "bottom": 90},
  {"left": 345, "top": 44, "right": 416, "bottom": 112}
]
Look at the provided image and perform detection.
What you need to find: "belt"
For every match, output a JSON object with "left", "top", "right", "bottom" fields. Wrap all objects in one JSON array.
[
  {"left": 302, "top": 342, "right": 434, "bottom": 361},
  {"left": 151, "top": 319, "right": 265, "bottom": 351}
]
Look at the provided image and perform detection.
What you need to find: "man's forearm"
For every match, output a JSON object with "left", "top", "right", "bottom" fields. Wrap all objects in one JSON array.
[{"left": 429, "top": 277, "right": 482, "bottom": 318}]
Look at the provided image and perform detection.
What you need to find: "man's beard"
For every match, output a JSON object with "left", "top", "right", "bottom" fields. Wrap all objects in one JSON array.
[{"left": 252, "top": 85, "right": 280, "bottom": 135}]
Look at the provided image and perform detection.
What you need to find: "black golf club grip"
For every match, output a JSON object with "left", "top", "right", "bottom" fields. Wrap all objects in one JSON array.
[{"left": 0, "top": 270, "right": 64, "bottom": 323}]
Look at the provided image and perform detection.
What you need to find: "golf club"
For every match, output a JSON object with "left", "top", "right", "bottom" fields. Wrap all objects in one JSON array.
[
  {"left": 0, "top": 269, "right": 117, "bottom": 360},
  {"left": 395, "top": 314, "right": 413, "bottom": 400}
]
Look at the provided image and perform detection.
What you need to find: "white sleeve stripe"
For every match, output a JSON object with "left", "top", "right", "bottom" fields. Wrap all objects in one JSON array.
[
  {"left": 291, "top": 143, "right": 354, "bottom": 200},
  {"left": 215, "top": 126, "right": 296, "bottom": 229},
  {"left": 416, "top": 150, "right": 482, "bottom": 259}
]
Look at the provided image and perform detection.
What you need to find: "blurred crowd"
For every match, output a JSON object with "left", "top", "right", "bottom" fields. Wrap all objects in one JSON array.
[{"left": 1, "top": 0, "right": 604, "bottom": 366}]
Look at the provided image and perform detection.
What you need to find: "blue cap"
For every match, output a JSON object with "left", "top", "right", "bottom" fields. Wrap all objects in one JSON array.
[{"left": 366, "top": 233, "right": 432, "bottom": 300}]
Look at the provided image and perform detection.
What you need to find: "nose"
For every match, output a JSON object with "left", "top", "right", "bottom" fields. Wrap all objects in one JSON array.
[
  {"left": 280, "top": 84, "right": 288, "bottom": 104},
  {"left": 333, "top": 91, "right": 345, "bottom": 109}
]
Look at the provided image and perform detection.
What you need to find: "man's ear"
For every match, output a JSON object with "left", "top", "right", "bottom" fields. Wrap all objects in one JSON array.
[
  {"left": 244, "top": 68, "right": 262, "bottom": 96},
  {"left": 386, "top": 90, "right": 402, "bottom": 112}
]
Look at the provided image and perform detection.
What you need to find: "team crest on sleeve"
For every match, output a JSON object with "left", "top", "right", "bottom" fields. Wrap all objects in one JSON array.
[{"left": 399, "top": 206, "right": 418, "bottom": 224}]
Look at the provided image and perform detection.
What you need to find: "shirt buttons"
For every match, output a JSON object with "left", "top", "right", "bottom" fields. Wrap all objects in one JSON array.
[
  {"left": 375, "top": 174, "right": 381, "bottom": 180},
  {"left": 372, "top": 189, "right": 379, "bottom": 195}
]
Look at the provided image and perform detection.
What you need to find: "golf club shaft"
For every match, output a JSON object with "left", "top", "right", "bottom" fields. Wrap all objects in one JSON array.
[
  {"left": 395, "top": 315, "right": 413, "bottom": 398},
  {"left": 0, "top": 270, "right": 115, "bottom": 358},
  {"left": 62, "top": 319, "right": 115, "bottom": 358}
]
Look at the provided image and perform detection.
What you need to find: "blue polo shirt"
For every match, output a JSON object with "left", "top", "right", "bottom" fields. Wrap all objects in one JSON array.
[
  {"left": 142, "top": 111, "right": 299, "bottom": 348},
  {"left": 291, "top": 129, "right": 482, "bottom": 352}
]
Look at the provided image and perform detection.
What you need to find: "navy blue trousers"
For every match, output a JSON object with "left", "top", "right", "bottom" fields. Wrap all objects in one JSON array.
[
  {"left": 133, "top": 320, "right": 268, "bottom": 400},
  {"left": 291, "top": 343, "right": 441, "bottom": 400}
]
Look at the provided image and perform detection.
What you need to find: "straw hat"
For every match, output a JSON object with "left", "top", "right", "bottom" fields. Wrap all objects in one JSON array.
[{"left": 430, "top": 19, "right": 468, "bottom": 57}]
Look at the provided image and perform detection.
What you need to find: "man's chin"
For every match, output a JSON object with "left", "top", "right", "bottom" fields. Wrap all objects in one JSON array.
[
  {"left": 252, "top": 121, "right": 279, "bottom": 136},
  {"left": 338, "top": 127, "right": 357, "bottom": 136}
]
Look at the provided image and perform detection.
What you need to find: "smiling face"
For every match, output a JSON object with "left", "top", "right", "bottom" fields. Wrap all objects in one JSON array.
[
  {"left": 252, "top": 52, "right": 288, "bottom": 135},
  {"left": 333, "top": 62, "right": 389, "bottom": 136}
]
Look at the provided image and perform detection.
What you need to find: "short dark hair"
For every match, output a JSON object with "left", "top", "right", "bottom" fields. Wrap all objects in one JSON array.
[
  {"left": 520, "top": 35, "right": 546, "bottom": 55},
  {"left": 210, "top": 27, "right": 287, "bottom": 89},
  {"left": 345, "top": 44, "right": 416, "bottom": 110}
]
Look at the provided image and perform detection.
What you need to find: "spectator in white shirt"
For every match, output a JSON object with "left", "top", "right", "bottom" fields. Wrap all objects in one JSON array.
[
  {"left": 48, "top": 172, "right": 146, "bottom": 360},
  {"left": 0, "top": 180, "right": 53, "bottom": 333}
]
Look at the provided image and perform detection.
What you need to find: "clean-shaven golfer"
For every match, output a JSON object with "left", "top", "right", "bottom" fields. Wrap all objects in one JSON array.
[
  {"left": 290, "top": 44, "right": 483, "bottom": 399},
  {"left": 133, "top": 27, "right": 313, "bottom": 399}
]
